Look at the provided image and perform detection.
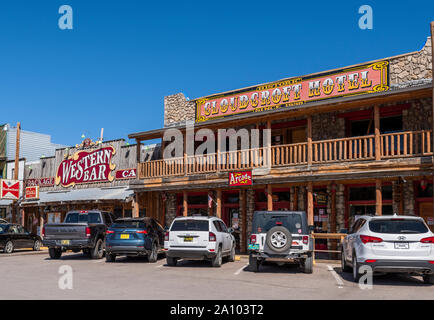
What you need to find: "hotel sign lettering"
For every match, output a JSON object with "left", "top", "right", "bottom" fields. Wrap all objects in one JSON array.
[
  {"left": 195, "top": 61, "right": 389, "bottom": 122},
  {"left": 55, "top": 147, "right": 116, "bottom": 187}
]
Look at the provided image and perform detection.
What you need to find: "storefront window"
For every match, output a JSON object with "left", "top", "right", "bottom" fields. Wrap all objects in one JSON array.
[
  {"left": 416, "top": 183, "right": 433, "bottom": 198},
  {"left": 349, "top": 187, "right": 375, "bottom": 201}
]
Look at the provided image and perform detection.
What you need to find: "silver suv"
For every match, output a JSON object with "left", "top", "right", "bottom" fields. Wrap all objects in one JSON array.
[
  {"left": 248, "top": 211, "right": 313, "bottom": 273},
  {"left": 164, "top": 216, "right": 236, "bottom": 267}
]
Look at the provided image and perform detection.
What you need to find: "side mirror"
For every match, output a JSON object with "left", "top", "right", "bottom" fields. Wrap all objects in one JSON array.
[
  {"left": 227, "top": 227, "right": 234, "bottom": 233},
  {"left": 339, "top": 228, "right": 348, "bottom": 234}
]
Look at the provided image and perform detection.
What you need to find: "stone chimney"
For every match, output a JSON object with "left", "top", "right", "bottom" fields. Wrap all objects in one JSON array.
[{"left": 164, "top": 93, "right": 196, "bottom": 127}]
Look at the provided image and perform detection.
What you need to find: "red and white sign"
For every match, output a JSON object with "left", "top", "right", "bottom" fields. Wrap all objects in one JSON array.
[
  {"left": 228, "top": 171, "right": 253, "bottom": 187},
  {"left": 55, "top": 147, "right": 116, "bottom": 187},
  {"left": 25, "top": 177, "right": 55, "bottom": 187},
  {"left": 25, "top": 186, "right": 39, "bottom": 200},
  {"left": 0, "top": 179, "right": 20, "bottom": 200},
  {"left": 115, "top": 168, "right": 137, "bottom": 180}
]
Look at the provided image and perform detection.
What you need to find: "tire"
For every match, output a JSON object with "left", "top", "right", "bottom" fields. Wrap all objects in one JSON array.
[
  {"left": 341, "top": 249, "right": 351, "bottom": 272},
  {"left": 3, "top": 240, "right": 14, "bottom": 254},
  {"left": 49, "top": 248, "right": 62, "bottom": 259},
  {"left": 266, "top": 226, "right": 292, "bottom": 253},
  {"left": 167, "top": 256, "right": 178, "bottom": 266},
  {"left": 33, "top": 240, "right": 41, "bottom": 251},
  {"left": 301, "top": 254, "right": 313, "bottom": 274},
  {"left": 91, "top": 239, "right": 104, "bottom": 259},
  {"left": 352, "top": 254, "right": 361, "bottom": 282},
  {"left": 148, "top": 242, "right": 158, "bottom": 263},
  {"left": 211, "top": 247, "right": 222, "bottom": 267},
  {"left": 227, "top": 245, "right": 235, "bottom": 262},
  {"left": 249, "top": 253, "right": 260, "bottom": 272},
  {"left": 106, "top": 253, "right": 116, "bottom": 263},
  {"left": 423, "top": 274, "right": 434, "bottom": 285}
]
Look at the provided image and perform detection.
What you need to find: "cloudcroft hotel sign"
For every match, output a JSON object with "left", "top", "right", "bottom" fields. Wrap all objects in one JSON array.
[
  {"left": 195, "top": 61, "right": 389, "bottom": 122},
  {"left": 55, "top": 146, "right": 116, "bottom": 187}
]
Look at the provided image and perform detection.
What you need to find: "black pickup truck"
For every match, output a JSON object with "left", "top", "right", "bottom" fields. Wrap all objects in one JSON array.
[{"left": 42, "top": 210, "right": 116, "bottom": 259}]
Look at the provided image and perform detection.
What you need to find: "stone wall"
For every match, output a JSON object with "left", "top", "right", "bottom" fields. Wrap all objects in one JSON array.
[
  {"left": 335, "top": 184, "right": 346, "bottom": 231},
  {"left": 389, "top": 37, "right": 432, "bottom": 85},
  {"left": 165, "top": 193, "right": 177, "bottom": 227},
  {"left": 246, "top": 189, "right": 255, "bottom": 236},
  {"left": 164, "top": 93, "right": 196, "bottom": 127},
  {"left": 312, "top": 112, "right": 345, "bottom": 141},
  {"left": 402, "top": 97, "right": 433, "bottom": 131}
]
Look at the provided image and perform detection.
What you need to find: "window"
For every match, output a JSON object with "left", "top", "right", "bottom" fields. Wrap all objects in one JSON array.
[
  {"left": 369, "top": 219, "right": 428, "bottom": 234},
  {"left": 112, "top": 220, "right": 147, "bottom": 229},
  {"left": 213, "top": 221, "right": 222, "bottom": 232},
  {"left": 218, "top": 221, "right": 228, "bottom": 233},
  {"left": 171, "top": 220, "right": 209, "bottom": 232},
  {"left": 65, "top": 212, "right": 102, "bottom": 224}
]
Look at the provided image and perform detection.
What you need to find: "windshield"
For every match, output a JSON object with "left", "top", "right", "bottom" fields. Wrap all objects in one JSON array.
[
  {"left": 112, "top": 221, "right": 146, "bottom": 229},
  {"left": 0, "top": 224, "right": 8, "bottom": 233},
  {"left": 369, "top": 219, "right": 428, "bottom": 234},
  {"left": 171, "top": 220, "right": 209, "bottom": 232},
  {"left": 252, "top": 213, "right": 306, "bottom": 234},
  {"left": 65, "top": 212, "right": 102, "bottom": 224}
]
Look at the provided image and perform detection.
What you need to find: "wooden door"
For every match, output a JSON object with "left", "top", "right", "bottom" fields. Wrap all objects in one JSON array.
[{"left": 419, "top": 202, "right": 434, "bottom": 231}]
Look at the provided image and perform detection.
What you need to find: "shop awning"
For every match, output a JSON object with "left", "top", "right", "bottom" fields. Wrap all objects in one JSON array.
[
  {"left": 0, "top": 199, "right": 13, "bottom": 206},
  {"left": 22, "top": 187, "right": 134, "bottom": 205}
]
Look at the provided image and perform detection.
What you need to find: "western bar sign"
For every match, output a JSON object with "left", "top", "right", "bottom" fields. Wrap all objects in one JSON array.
[
  {"left": 0, "top": 179, "right": 20, "bottom": 200},
  {"left": 195, "top": 61, "right": 389, "bottom": 122},
  {"left": 55, "top": 146, "right": 116, "bottom": 187},
  {"left": 229, "top": 171, "right": 253, "bottom": 187}
]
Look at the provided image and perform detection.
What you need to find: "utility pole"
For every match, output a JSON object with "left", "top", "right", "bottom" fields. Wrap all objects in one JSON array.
[
  {"left": 431, "top": 21, "right": 434, "bottom": 219},
  {"left": 12, "top": 122, "right": 21, "bottom": 224}
]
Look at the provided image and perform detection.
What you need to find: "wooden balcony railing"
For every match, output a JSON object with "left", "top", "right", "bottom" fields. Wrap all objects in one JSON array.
[{"left": 138, "top": 130, "right": 433, "bottom": 179}]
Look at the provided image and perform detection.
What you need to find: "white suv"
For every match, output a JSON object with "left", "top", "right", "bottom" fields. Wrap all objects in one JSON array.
[
  {"left": 164, "top": 216, "right": 236, "bottom": 267},
  {"left": 341, "top": 214, "right": 434, "bottom": 284}
]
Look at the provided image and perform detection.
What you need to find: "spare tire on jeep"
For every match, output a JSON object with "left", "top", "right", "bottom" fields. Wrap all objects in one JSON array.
[{"left": 266, "top": 226, "right": 292, "bottom": 253}]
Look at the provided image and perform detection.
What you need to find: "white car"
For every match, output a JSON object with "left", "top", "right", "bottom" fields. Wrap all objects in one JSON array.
[
  {"left": 341, "top": 214, "right": 434, "bottom": 284},
  {"left": 164, "top": 216, "right": 236, "bottom": 267}
]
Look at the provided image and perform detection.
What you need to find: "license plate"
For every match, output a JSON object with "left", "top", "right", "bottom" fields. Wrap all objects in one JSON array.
[
  {"left": 394, "top": 242, "right": 409, "bottom": 249},
  {"left": 248, "top": 244, "right": 259, "bottom": 250},
  {"left": 61, "top": 240, "right": 70, "bottom": 245},
  {"left": 120, "top": 234, "right": 130, "bottom": 239},
  {"left": 184, "top": 237, "right": 193, "bottom": 242}
]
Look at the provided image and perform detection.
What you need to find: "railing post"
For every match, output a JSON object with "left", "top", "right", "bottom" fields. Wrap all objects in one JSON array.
[
  {"left": 307, "top": 115, "right": 312, "bottom": 166},
  {"left": 374, "top": 104, "right": 381, "bottom": 160},
  {"left": 266, "top": 120, "right": 272, "bottom": 167}
]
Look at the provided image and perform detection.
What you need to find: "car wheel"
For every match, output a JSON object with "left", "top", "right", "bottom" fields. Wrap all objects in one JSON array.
[
  {"left": 341, "top": 249, "right": 350, "bottom": 272},
  {"left": 4, "top": 240, "right": 14, "bottom": 254},
  {"left": 91, "top": 239, "right": 104, "bottom": 259},
  {"left": 249, "top": 253, "right": 260, "bottom": 272},
  {"left": 167, "top": 256, "right": 177, "bottom": 266},
  {"left": 266, "top": 226, "right": 292, "bottom": 253},
  {"left": 352, "top": 254, "right": 361, "bottom": 282},
  {"left": 49, "top": 248, "right": 62, "bottom": 259},
  {"left": 148, "top": 242, "right": 158, "bottom": 263},
  {"left": 106, "top": 253, "right": 116, "bottom": 263},
  {"left": 423, "top": 274, "right": 434, "bottom": 285},
  {"left": 211, "top": 247, "right": 222, "bottom": 267},
  {"left": 228, "top": 245, "right": 235, "bottom": 262},
  {"left": 33, "top": 240, "right": 41, "bottom": 251},
  {"left": 301, "top": 254, "right": 313, "bottom": 274}
]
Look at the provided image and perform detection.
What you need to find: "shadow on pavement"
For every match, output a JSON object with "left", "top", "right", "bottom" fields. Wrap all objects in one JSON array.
[{"left": 243, "top": 261, "right": 303, "bottom": 274}]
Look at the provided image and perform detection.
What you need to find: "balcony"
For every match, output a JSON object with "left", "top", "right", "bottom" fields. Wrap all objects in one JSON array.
[{"left": 138, "top": 130, "right": 433, "bottom": 179}]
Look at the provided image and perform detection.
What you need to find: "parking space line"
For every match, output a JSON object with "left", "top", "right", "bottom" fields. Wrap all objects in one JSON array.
[
  {"left": 234, "top": 264, "right": 249, "bottom": 275},
  {"left": 93, "top": 259, "right": 105, "bottom": 263},
  {"left": 327, "top": 265, "right": 344, "bottom": 288}
]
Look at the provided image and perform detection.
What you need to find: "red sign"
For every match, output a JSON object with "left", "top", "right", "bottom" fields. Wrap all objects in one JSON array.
[
  {"left": 228, "top": 171, "right": 253, "bottom": 187},
  {"left": 25, "top": 186, "right": 39, "bottom": 200},
  {"left": 115, "top": 168, "right": 137, "bottom": 180},
  {"left": 55, "top": 147, "right": 116, "bottom": 187},
  {"left": 195, "top": 61, "right": 389, "bottom": 122},
  {"left": 26, "top": 177, "right": 55, "bottom": 187},
  {"left": 0, "top": 180, "right": 20, "bottom": 200}
]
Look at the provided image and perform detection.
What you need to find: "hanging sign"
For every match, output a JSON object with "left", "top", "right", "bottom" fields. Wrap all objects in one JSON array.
[
  {"left": 115, "top": 168, "right": 137, "bottom": 180},
  {"left": 0, "top": 179, "right": 20, "bottom": 200},
  {"left": 228, "top": 171, "right": 253, "bottom": 187},
  {"left": 55, "top": 147, "right": 116, "bottom": 187},
  {"left": 25, "top": 177, "right": 55, "bottom": 187},
  {"left": 25, "top": 186, "right": 40, "bottom": 200},
  {"left": 195, "top": 61, "right": 389, "bottom": 122}
]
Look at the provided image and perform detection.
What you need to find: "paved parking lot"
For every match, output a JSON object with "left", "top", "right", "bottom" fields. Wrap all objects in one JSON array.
[{"left": 1, "top": 250, "right": 433, "bottom": 299}]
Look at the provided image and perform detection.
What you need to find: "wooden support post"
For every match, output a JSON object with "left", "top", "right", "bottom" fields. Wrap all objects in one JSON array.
[
  {"left": 12, "top": 122, "right": 20, "bottom": 224},
  {"left": 217, "top": 130, "right": 221, "bottom": 172},
  {"left": 267, "top": 184, "right": 273, "bottom": 211},
  {"left": 183, "top": 191, "right": 188, "bottom": 216},
  {"left": 376, "top": 179, "right": 382, "bottom": 215},
  {"left": 132, "top": 193, "right": 139, "bottom": 218},
  {"left": 307, "top": 182, "right": 314, "bottom": 226},
  {"left": 374, "top": 104, "right": 381, "bottom": 161},
  {"left": 293, "top": 186, "right": 298, "bottom": 211},
  {"left": 241, "top": 189, "right": 247, "bottom": 253},
  {"left": 330, "top": 184, "right": 336, "bottom": 233},
  {"left": 307, "top": 115, "right": 312, "bottom": 165},
  {"left": 216, "top": 189, "right": 222, "bottom": 218},
  {"left": 266, "top": 120, "right": 271, "bottom": 167},
  {"left": 39, "top": 207, "right": 44, "bottom": 237},
  {"left": 431, "top": 21, "right": 434, "bottom": 218}
]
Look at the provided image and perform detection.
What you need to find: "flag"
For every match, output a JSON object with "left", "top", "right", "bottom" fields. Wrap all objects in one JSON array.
[{"left": 208, "top": 194, "right": 213, "bottom": 208}]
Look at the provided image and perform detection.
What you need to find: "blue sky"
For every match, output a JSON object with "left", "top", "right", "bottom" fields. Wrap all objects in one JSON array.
[{"left": 1, "top": 0, "right": 433, "bottom": 146}]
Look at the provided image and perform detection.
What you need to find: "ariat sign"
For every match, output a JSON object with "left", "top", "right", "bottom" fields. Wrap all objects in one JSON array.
[
  {"left": 195, "top": 61, "right": 389, "bottom": 122},
  {"left": 55, "top": 147, "right": 116, "bottom": 187},
  {"left": 228, "top": 171, "right": 253, "bottom": 187}
]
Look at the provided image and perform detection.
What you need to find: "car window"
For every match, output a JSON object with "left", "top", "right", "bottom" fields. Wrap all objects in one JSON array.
[
  {"left": 349, "top": 220, "right": 360, "bottom": 234},
  {"left": 65, "top": 212, "right": 102, "bottom": 224},
  {"left": 171, "top": 220, "right": 209, "bottom": 231},
  {"left": 213, "top": 221, "right": 222, "bottom": 232},
  {"left": 9, "top": 226, "right": 18, "bottom": 234},
  {"left": 102, "top": 212, "right": 112, "bottom": 225},
  {"left": 369, "top": 219, "right": 428, "bottom": 234},
  {"left": 0, "top": 225, "right": 9, "bottom": 233},
  {"left": 219, "top": 221, "right": 228, "bottom": 233},
  {"left": 112, "top": 220, "right": 147, "bottom": 229},
  {"left": 252, "top": 214, "right": 304, "bottom": 234}
]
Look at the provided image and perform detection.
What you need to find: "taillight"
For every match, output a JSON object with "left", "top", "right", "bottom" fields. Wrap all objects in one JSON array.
[
  {"left": 429, "top": 261, "right": 434, "bottom": 264},
  {"left": 209, "top": 232, "right": 216, "bottom": 242},
  {"left": 42, "top": 227, "right": 45, "bottom": 237},
  {"left": 136, "top": 230, "right": 148, "bottom": 234},
  {"left": 85, "top": 227, "right": 91, "bottom": 237},
  {"left": 250, "top": 234, "right": 257, "bottom": 244},
  {"left": 276, "top": 221, "right": 282, "bottom": 225},
  {"left": 165, "top": 232, "right": 169, "bottom": 241},
  {"left": 360, "top": 235, "right": 383, "bottom": 244},
  {"left": 365, "top": 259, "right": 377, "bottom": 263},
  {"left": 420, "top": 237, "right": 434, "bottom": 243},
  {"left": 302, "top": 236, "right": 309, "bottom": 244},
  {"left": 106, "top": 230, "right": 114, "bottom": 234}
]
